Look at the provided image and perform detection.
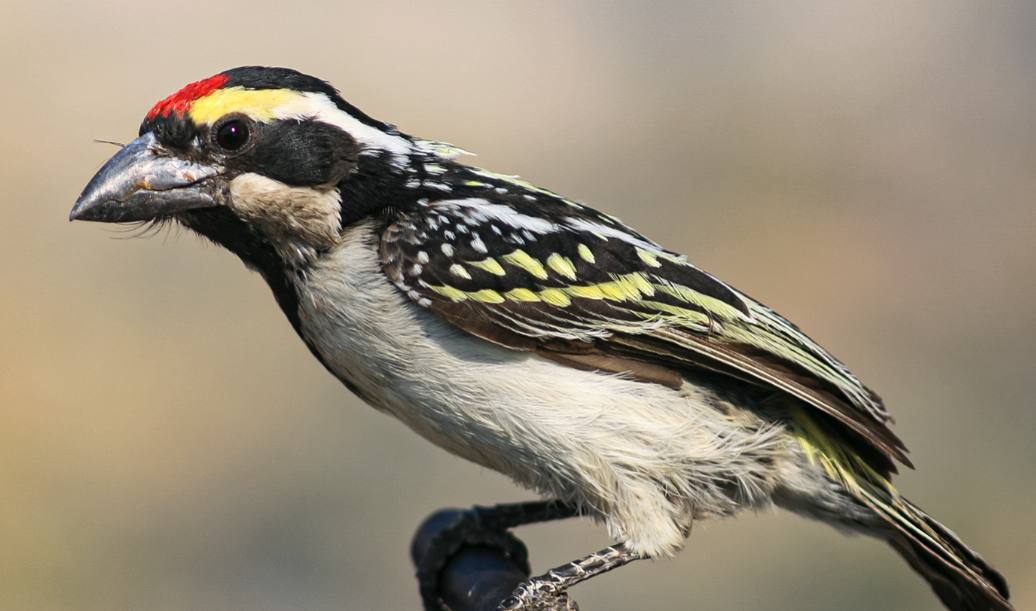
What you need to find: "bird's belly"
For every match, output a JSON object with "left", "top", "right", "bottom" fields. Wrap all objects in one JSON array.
[{"left": 293, "top": 225, "right": 791, "bottom": 555}]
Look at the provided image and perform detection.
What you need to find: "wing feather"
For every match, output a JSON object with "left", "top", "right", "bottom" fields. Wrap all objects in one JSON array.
[{"left": 379, "top": 194, "right": 909, "bottom": 472}]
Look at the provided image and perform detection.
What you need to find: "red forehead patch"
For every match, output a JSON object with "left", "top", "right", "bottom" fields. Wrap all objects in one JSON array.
[{"left": 146, "top": 73, "right": 232, "bottom": 120}]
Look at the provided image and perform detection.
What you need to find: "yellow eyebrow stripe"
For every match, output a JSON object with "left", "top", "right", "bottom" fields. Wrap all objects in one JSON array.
[{"left": 188, "top": 87, "right": 302, "bottom": 125}]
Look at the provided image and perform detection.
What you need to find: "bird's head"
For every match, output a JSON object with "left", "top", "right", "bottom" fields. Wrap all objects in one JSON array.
[{"left": 70, "top": 66, "right": 423, "bottom": 266}]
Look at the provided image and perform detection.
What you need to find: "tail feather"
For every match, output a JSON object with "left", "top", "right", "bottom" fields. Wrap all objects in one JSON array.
[
  {"left": 789, "top": 408, "right": 1012, "bottom": 611},
  {"left": 859, "top": 486, "right": 1012, "bottom": 611}
]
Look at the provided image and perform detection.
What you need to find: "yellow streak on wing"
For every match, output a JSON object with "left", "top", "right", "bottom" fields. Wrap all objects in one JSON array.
[
  {"left": 545, "top": 253, "right": 578, "bottom": 280},
  {"left": 469, "top": 258, "right": 506, "bottom": 276},
  {"left": 577, "top": 243, "right": 596, "bottom": 264},
  {"left": 636, "top": 248, "right": 662, "bottom": 268},
  {"left": 792, "top": 411, "right": 970, "bottom": 579},
  {"left": 189, "top": 87, "right": 301, "bottom": 125},
  {"left": 428, "top": 285, "right": 468, "bottom": 302},
  {"left": 592, "top": 274, "right": 654, "bottom": 302},
  {"left": 789, "top": 406, "right": 893, "bottom": 494},
  {"left": 655, "top": 279, "right": 748, "bottom": 321},
  {"left": 429, "top": 285, "right": 505, "bottom": 304},
  {"left": 505, "top": 288, "right": 541, "bottom": 302},
  {"left": 564, "top": 285, "right": 606, "bottom": 300},
  {"left": 501, "top": 250, "right": 549, "bottom": 280},
  {"left": 598, "top": 281, "right": 635, "bottom": 301},
  {"left": 747, "top": 303, "right": 874, "bottom": 414},
  {"left": 720, "top": 323, "right": 850, "bottom": 396},
  {"left": 539, "top": 288, "right": 572, "bottom": 307},
  {"left": 625, "top": 272, "right": 656, "bottom": 296},
  {"left": 637, "top": 300, "right": 711, "bottom": 328},
  {"left": 469, "top": 289, "right": 505, "bottom": 304}
]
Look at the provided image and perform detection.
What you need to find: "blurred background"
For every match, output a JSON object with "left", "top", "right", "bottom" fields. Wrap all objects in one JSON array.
[{"left": 1, "top": 1, "right": 1034, "bottom": 610}]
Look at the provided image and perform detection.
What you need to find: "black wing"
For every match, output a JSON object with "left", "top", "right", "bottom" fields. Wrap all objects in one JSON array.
[{"left": 379, "top": 179, "right": 909, "bottom": 472}]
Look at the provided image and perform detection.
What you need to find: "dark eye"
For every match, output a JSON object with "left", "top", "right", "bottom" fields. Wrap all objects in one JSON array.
[{"left": 215, "top": 119, "right": 250, "bottom": 151}]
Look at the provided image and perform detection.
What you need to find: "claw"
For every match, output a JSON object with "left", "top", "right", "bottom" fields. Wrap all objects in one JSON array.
[{"left": 499, "top": 544, "right": 642, "bottom": 611}]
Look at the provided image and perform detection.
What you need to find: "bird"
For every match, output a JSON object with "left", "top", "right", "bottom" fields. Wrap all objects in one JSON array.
[{"left": 70, "top": 66, "right": 1011, "bottom": 611}]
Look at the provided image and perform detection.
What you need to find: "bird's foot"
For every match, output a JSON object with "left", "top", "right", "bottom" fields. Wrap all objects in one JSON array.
[{"left": 498, "top": 544, "right": 642, "bottom": 611}]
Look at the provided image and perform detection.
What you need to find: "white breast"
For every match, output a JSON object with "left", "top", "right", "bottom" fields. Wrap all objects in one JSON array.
[{"left": 292, "top": 221, "right": 792, "bottom": 557}]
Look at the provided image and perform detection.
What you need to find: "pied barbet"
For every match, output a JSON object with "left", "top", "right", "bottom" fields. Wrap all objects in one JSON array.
[{"left": 70, "top": 67, "right": 1011, "bottom": 611}]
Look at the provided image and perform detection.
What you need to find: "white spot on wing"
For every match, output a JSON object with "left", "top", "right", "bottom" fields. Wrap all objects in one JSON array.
[
  {"left": 438, "top": 198, "right": 557, "bottom": 234},
  {"left": 449, "top": 263, "right": 471, "bottom": 279},
  {"left": 564, "top": 217, "right": 661, "bottom": 253}
]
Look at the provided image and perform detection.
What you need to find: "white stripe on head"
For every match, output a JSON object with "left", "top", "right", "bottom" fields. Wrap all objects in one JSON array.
[{"left": 273, "top": 92, "right": 414, "bottom": 163}]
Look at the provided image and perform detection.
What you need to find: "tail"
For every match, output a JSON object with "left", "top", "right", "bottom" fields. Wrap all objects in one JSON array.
[
  {"left": 861, "top": 483, "right": 1012, "bottom": 611},
  {"left": 790, "top": 410, "right": 1012, "bottom": 611}
]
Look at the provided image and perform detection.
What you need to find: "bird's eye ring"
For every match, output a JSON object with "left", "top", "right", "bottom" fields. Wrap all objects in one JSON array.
[{"left": 214, "top": 118, "right": 250, "bottom": 152}]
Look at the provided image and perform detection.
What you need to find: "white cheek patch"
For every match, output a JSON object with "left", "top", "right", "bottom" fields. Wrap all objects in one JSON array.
[
  {"left": 229, "top": 173, "right": 342, "bottom": 251},
  {"left": 272, "top": 92, "right": 413, "bottom": 163}
]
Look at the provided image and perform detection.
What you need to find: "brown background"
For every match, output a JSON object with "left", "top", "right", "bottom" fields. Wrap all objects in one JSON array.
[{"left": 1, "top": 2, "right": 1034, "bottom": 610}]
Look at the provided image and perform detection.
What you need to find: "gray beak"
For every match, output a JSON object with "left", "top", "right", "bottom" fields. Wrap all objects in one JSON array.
[{"left": 70, "top": 132, "right": 222, "bottom": 222}]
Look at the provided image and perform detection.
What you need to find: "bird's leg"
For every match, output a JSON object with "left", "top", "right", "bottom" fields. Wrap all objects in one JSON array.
[
  {"left": 413, "top": 501, "right": 581, "bottom": 611},
  {"left": 499, "top": 543, "right": 643, "bottom": 611}
]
